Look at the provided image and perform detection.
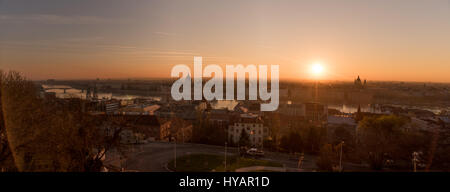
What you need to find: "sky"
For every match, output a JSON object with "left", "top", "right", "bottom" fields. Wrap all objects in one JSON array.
[{"left": 1, "top": 0, "right": 450, "bottom": 82}]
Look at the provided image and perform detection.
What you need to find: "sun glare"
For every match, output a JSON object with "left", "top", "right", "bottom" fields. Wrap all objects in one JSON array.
[{"left": 311, "top": 62, "right": 324, "bottom": 76}]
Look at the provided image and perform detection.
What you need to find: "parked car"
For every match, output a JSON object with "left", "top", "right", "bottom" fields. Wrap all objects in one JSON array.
[{"left": 246, "top": 148, "right": 264, "bottom": 157}]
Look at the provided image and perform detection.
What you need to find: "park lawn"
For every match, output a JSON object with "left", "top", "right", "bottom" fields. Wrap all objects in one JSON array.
[
  {"left": 167, "top": 154, "right": 282, "bottom": 172},
  {"left": 214, "top": 157, "right": 282, "bottom": 172}
]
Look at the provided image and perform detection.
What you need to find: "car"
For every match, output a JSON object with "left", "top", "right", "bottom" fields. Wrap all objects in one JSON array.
[{"left": 246, "top": 148, "right": 264, "bottom": 157}]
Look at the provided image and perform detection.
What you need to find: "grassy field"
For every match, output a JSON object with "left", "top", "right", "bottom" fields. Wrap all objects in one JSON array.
[{"left": 167, "top": 154, "right": 282, "bottom": 172}]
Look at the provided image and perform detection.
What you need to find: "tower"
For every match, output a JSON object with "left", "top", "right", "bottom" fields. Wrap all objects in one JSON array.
[{"left": 86, "top": 87, "right": 91, "bottom": 100}]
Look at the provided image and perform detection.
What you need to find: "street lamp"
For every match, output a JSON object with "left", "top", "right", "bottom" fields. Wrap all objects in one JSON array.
[
  {"left": 339, "top": 141, "right": 344, "bottom": 172},
  {"left": 224, "top": 142, "right": 228, "bottom": 172},
  {"left": 298, "top": 153, "right": 305, "bottom": 169},
  {"left": 250, "top": 130, "right": 255, "bottom": 148},
  {"left": 173, "top": 136, "right": 177, "bottom": 171},
  {"left": 412, "top": 151, "right": 420, "bottom": 172}
]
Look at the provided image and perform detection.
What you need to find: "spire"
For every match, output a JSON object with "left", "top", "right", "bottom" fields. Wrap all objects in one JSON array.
[
  {"left": 356, "top": 104, "right": 363, "bottom": 121},
  {"left": 86, "top": 87, "right": 91, "bottom": 100}
]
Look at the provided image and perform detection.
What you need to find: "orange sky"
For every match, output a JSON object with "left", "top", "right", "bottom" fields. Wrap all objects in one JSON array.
[{"left": 1, "top": 0, "right": 450, "bottom": 82}]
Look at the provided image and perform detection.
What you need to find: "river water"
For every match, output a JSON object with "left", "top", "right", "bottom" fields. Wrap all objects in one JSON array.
[{"left": 43, "top": 85, "right": 161, "bottom": 101}]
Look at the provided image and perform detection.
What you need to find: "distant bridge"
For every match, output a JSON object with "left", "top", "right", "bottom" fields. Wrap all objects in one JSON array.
[{"left": 41, "top": 85, "right": 75, "bottom": 94}]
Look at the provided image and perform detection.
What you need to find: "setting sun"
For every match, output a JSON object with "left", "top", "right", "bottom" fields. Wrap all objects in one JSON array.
[{"left": 311, "top": 62, "right": 325, "bottom": 76}]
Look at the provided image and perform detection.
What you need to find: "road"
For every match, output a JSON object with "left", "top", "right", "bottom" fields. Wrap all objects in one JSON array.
[{"left": 108, "top": 142, "right": 319, "bottom": 172}]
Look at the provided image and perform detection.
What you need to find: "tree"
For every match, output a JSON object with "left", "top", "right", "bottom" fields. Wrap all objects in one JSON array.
[
  {"left": 357, "top": 115, "right": 407, "bottom": 170},
  {"left": 332, "top": 126, "right": 355, "bottom": 155},
  {"left": 192, "top": 112, "right": 227, "bottom": 146},
  {"left": 239, "top": 130, "right": 250, "bottom": 147},
  {"left": 0, "top": 71, "right": 15, "bottom": 171},
  {"left": 269, "top": 113, "right": 281, "bottom": 150},
  {"left": 192, "top": 110, "right": 205, "bottom": 143},
  {"left": 280, "top": 136, "right": 290, "bottom": 152},
  {"left": 334, "top": 126, "right": 353, "bottom": 143},
  {"left": 0, "top": 71, "right": 125, "bottom": 171},
  {"left": 78, "top": 114, "right": 128, "bottom": 172},
  {"left": 316, "top": 144, "right": 336, "bottom": 171},
  {"left": 427, "top": 120, "right": 450, "bottom": 171},
  {"left": 302, "top": 125, "right": 326, "bottom": 154},
  {"left": 1, "top": 71, "right": 41, "bottom": 171},
  {"left": 280, "top": 132, "right": 303, "bottom": 153}
]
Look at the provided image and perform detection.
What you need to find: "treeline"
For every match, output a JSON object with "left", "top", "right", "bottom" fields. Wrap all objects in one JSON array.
[
  {"left": 0, "top": 71, "right": 124, "bottom": 172},
  {"left": 247, "top": 111, "right": 450, "bottom": 171},
  {"left": 191, "top": 112, "right": 228, "bottom": 146},
  {"left": 316, "top": 115, "right": 450, "bottom": 171}
]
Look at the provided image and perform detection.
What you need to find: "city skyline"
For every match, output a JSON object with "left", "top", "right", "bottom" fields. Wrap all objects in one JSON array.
[{"left": 1, "top": 0, "right": 450, "bottom": 83}]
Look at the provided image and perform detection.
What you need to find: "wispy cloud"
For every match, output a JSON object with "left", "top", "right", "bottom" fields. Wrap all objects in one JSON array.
[
  {"left": 0, "top": 14, "right": 122, "bottom": 25},
  {"left": 153, "top": 31, "right": 177, "bottom": 37},
  {"left": 91, "top": 45, "right": 199, "bottom": 57},
  {"left": 148, "top": 50, "right": 196, "bottom": 55},
  {"left": 95, "top": 45, "right": 140, "bottom": 50}
]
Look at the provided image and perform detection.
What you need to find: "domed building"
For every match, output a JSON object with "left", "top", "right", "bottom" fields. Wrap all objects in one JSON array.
[{"left": 354, "top": 76, "right": 366, "bottom": 89}]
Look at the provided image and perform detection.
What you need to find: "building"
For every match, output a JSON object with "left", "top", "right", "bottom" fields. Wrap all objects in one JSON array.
[
  {"left": 228, "top": 114, "right": 269, "bottom": 148},
  {"left": 159, "top": 117, "right": 193, "bottom": 143},
  {"left": 278, "top": 103, "right": 306, "bottom": 117},
  {"left": 354, "top": 75, "right": 366, "bottom": 89},
  {"left": 119, "top": 129, "right": 147, "bottom": 144},
  {"left": 277, "top": 102, "right": 327, "bottom": 123},
  {"left": 115, "top": 104, "right": 160, "bottom": 115},
  {"left": 99, "top": 115, "right": 163, "bottom": 143},
  {"left": 130, "top": 115, "right": 163, "bottom": 140},
  {"left": 207, "top": 108, "right": 237, "bottom": 130},
  {"left": 105, "top": 100, "right": 120, "bottom": 114},
  {"left": 304, "top": 102, "right": 328, "bottom": 124},
  {"left": 326, "top": 115, "right": 358, "bottom": 142},
  {"left": 269, "top": 102, "right": 328, "bottom": 137}
]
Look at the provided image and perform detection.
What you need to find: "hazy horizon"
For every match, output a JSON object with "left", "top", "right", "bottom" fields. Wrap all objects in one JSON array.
[
  {"left": 1, "top": 0, "right": 450, "bottom": 82},
  {"left": 29, "top": 76, "right": 450, "bottom": 84}
]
